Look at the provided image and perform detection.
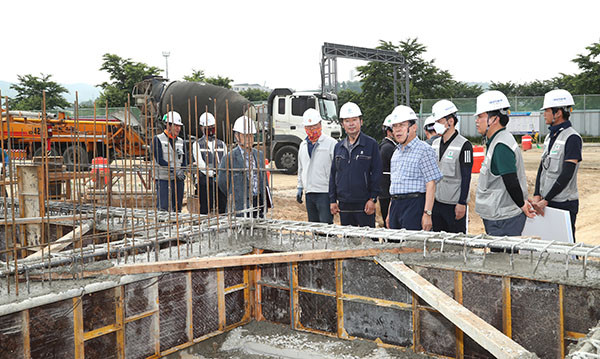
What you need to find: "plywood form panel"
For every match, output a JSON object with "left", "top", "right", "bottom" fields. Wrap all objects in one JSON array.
[
  {"left": 343, "top": 258, "right": 411, "bottom": 303},
  {"left": 298, "top": 260, "right": 336, "bottom": 292},
  {"left": 82, "top": 288, "right": 116, "bottom": 332},
  {"left": 29, "top": 299, "right": 75, "bottom": 359},
  {"left": 418, "top": 309, "right": 456, "bottom": 357},
  {"left": 298, "top": 291, "right": 337, "bottom": 333},
  {"left": 343, "top": 300, "right": 413, "bottom": 347},
  {"left": 84, "top": 331, "right": 117, "bottom": 359},
  {"left": 125, "top": 315, "right": 155, "bottom": 359},
  {"left": 0, "top": 312, "right": 24, "bottom": 357},
  {"left": 191, "top": 269, "right": 219, "bottom": 338},
  {"left": 261, "top": 286, "right": 290, "bottom": 324},
  {"left": 158, "top": 272, "right": 188, "bottom": 352}
]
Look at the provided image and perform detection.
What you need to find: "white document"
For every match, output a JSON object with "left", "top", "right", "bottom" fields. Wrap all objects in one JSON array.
[{"left": 522, "top": 207, "right": 574, "bottom": 243}]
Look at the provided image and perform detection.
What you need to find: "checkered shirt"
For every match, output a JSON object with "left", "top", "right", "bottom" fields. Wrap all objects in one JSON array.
[{"left": 389, "top": 137, "right": 442, "bottom": 194}]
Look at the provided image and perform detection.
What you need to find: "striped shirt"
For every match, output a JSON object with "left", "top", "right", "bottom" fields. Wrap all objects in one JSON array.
[{"left": 390, "top": 137, "right": 442, "bottom": 194}]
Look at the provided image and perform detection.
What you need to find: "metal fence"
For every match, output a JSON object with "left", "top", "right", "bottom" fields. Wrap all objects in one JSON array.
[{"left": 419, "top": 95, "right": 600, "bottom": 138}]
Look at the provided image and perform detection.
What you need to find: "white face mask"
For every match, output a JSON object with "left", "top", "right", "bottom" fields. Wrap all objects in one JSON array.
[{"left": 433, "top": 122, "right": 447, "bottom": 135}]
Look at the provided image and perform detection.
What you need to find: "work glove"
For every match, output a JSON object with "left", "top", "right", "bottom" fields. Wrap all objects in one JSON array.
[
  {"left": 176, "top": 169, "right": 186, "bottom": 181},
  {"left": 296, "top": 187, "right": 303, "bottom": 204}
]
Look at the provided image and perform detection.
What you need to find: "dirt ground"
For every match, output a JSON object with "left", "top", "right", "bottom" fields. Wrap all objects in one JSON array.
[{"left": 269, "top": 144, "right": 600, "bottom": 246}]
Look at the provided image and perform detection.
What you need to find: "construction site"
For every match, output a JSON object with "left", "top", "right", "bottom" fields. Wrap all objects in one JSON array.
[{"left": 2, "top": 46, "right": 600, "bottom": 359}]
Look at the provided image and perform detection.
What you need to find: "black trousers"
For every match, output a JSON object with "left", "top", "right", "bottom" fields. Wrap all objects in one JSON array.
[
  {"left": 195, "top": 175, "right": 227, "bottom": 214},
  {"left": 432, "top": 200, "right": 467, "bottom": 234}
]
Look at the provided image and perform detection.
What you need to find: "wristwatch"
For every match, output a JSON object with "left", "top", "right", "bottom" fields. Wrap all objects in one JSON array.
[
  {"left": 371, "top": 197, "right": 377, "bottom": 203},
  {"left": 423, "top": 209, "right": 432, "bottom": 216}
]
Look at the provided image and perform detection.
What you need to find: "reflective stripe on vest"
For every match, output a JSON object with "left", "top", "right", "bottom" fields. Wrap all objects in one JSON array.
[
  {"left": 539, "top": 127, "right": 580, "bottom": 202},
  {"left": 432, "top": 135, "right": 469, "bottom": 205},
  {"left": 154, "top": 132, "right": 184, "bottom": 181},
  {"left": 475, "top": 130, "right": 528, "bottom": 221}
]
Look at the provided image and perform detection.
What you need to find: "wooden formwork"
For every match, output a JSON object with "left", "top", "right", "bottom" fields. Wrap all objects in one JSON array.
[
  {"left": 255, "top": 255, "right": 600, "bottom": 359},
  {"left": 0, "top": 266, "right": 251, "bottom": 358}
]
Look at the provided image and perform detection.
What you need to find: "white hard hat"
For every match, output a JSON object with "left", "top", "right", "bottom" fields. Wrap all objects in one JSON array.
[
  {"left": 390, "top": 105, "right": 418, "bottom": 125},
  {"left": 339, "top": 102, "right": 362, "bottom": 119},
  {"left": 475, "top": 90, "right": 510, "bottom": 116},
  {"left": 302, "top": 108, "right": 322, "bottom": 126},
  {"left": 163, "top": 111, "right": 184, "bottom": 126},
  {"left": 382, "top": 114, "right": 394, "bottom": 128},
  {"left": 432, "top": 99, "right": 458, "bottom": 121},
  {"left": 233, "top": 116, "right": 257, "bottom": 134},
  {"left": 199, "top": 112, "right": 216, "bottom": 127},
  {"left": 423, "top": 115, "right": 435, "bottom": 129},
  {"left": 541, "top": 89, "right": 574, "bottom": 110}
]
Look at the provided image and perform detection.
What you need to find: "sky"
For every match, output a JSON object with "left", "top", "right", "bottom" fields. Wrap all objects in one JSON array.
[{"left": 3, "top": 0, "right": 599, "bottom": 93}]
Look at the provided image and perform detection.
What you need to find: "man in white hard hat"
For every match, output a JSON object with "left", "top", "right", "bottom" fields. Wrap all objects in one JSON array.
[
  {"left": 218, "top": 116, "right": 269, "bottom": 218},
  {"left": 193, "top": 112, "right": 227, "bottom": 214},
  {"left": 379, "top": 114, "right": 397, "bottom": 227},
  {"left": 296, "top": 108, "right": 337, "bottom": 224},
  {"left": 153, "top": 111, "right": 188, "bottom": 212},
  {"left": 531, "top": 89, "right": 582, "bottom": 240},
  {"left": 329, "top": 102, "right": 382, "bottom": 227},
  {"left": 423, "top": 116, "right": 440, "bottom": 145},
  {"left": 474, "top": 91, "right": 535, "bottom": 241},
  {"left": 430, "top": 100, "right": 473, "bottom": 233},
  {"left": 386, "top": 106, "right": 442, "bottom": 231}
]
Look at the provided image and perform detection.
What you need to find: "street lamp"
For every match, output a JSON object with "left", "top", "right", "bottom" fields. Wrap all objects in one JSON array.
[{"left": 162, "top": 51, "right": 170, "bottom": 79}]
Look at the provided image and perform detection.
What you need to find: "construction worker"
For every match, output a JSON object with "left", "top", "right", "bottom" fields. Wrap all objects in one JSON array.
[
  {"left": 474, "top": 91, "right": 535, "bottom": 239},
  {"left": 218, "top": 116, "right": 269, "bottom": 218},
  {"left": 296, "top": 108, "right": 337, "bottom": 224},
  {"left": 192, "top": 112, "right": 227, "bottom": 214},
  {"left": 423, "top": 116, "right": 440, "bottom": 145},
  {"left": 386, "top": 106, "right": 442, "bottom": 231},
  {"left": 379, "top": 114, "right": 397, "bottom": 227},
  {"left": 532, "top": 89, "right": 582, "bottom": 240},
  {"left": 329, "top": 102, "right": 382, "bottom": 227},
  {"left": 153, "top": 111, "right": 188, "bottom": 212},
  {"left": 430, "top": 100, "right": 473, "bottom": 233}
]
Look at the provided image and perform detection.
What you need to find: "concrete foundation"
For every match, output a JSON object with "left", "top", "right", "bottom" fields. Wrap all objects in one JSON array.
[{"left": 1, "top": 218, "right": 600, "bottom": 358}]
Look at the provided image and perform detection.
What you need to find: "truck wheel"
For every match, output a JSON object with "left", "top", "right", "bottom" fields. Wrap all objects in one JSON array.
[
  {"left": 274, "top": 145, "right": 298, "bottom": 175},
  {"left": 33, "top": 147, "right": 59, "bottom": 158},
  {"left": 63, "top": 145, "right": 90, "bottom": 171}
]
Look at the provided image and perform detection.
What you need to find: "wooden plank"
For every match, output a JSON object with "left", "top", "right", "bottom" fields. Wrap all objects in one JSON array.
[
  {"left": 98, "top": 248, "right": 404, "bottom": 276},
  {"left": 455, "top": 271, "right": 464, "bottom": 359},
  {"left": 23, "top": 309, "right": 30, "bottom": 359},
  {"left": 217, "top": 269, "right": 225, "bottom": 330},
  {"left": 73, "top": 297, "right": 84, "bottom": 358},
  {"left": 377, "top": 260, "right": 537, "bottom": 359},
  {"left": 23, "top": 220, "right": 93, "bottom": 261},
  {"left": 335, "top": 259, "right": 347, "bottom": 339},
  {"left": 559, "top": 284, "right": 565, "bottom": 359},
  {"left": 503, "top": 276, "right": 512, "bottom": 338},
  {"left": 115, "top": 286, "right": 125, "bottom": 359}
]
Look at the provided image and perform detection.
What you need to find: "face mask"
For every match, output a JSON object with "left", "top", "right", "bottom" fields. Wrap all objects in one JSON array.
[
  {"left": 306, "top": 126, "right": 322, "bottom": 143},
  {"left": 433, "top": 122, "right": 447, "bottom": 135}
]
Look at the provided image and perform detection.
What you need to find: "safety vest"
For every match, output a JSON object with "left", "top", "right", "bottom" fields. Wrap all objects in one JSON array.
[
  {"left": 154, "top": 132, "right": 185, "bottom": 181},
  {"left": 539, "top": 127, "right": 580, "bottom": 202},
  {"left": 194, "top": 136, "right": 226, "bottom": 176},
  {"left": 432, "top": 134, "right": 469, "bottom": 205},
  {"left": 475, "top": 130, "right": 528, "bottom": 221}
]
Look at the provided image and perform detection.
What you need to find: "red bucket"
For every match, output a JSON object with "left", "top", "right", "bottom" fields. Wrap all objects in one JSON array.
[
  {"left": 522, "top": 135, "right": 532, "bottom": 151},
  {"left": 472, "top": 146, "right": 485, "bottom": 173}
]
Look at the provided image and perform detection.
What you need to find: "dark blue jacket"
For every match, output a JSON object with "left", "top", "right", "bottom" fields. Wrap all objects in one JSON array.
[{"left": 329, "top": 132, "right": 382, "bottom": 204}]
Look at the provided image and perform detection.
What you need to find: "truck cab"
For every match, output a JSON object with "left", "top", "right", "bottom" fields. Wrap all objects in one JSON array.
[{"left": 268, "top": 88, "right": 341, "bottom": 175}]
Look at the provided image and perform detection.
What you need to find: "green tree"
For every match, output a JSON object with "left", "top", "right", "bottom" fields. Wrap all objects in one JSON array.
[
  {"left": 10, "top": 73, "right": 70, "bottom": 110},
  {"left": 353, "top": 38, "right": 473, "bottom": 138},
  {"left": 239, "top": 88, "right": 270, "bottom": 102},
  {"left": 97, "top": 53, "right": 160, "bottom": 107},
  {"left": 183, "top": 69, "right": 205, "bottom": 82},
  {"left": 570, "top": 40, "right": 600, "bottom": 94},
  {"left": 183, "top": 69, "right": 233, "bottom": 89}
]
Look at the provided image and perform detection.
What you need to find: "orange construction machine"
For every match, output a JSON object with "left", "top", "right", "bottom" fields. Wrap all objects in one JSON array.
[{"left": 0, "top": 109, "right": 149, "bottom": 168}]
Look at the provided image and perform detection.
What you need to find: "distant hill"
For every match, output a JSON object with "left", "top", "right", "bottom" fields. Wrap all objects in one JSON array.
[{"left": 0, "top": 81, "right": 101, "bottom": 104}]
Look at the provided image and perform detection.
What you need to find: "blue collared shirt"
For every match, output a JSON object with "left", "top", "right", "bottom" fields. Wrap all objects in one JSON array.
[{"left": 390, "top": 137, "right": 442, "bottom": 194}]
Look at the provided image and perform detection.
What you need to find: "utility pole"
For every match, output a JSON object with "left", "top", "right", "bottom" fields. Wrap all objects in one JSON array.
[{"left": 162, "top": 51, "right": 170, "bottom": 79}]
